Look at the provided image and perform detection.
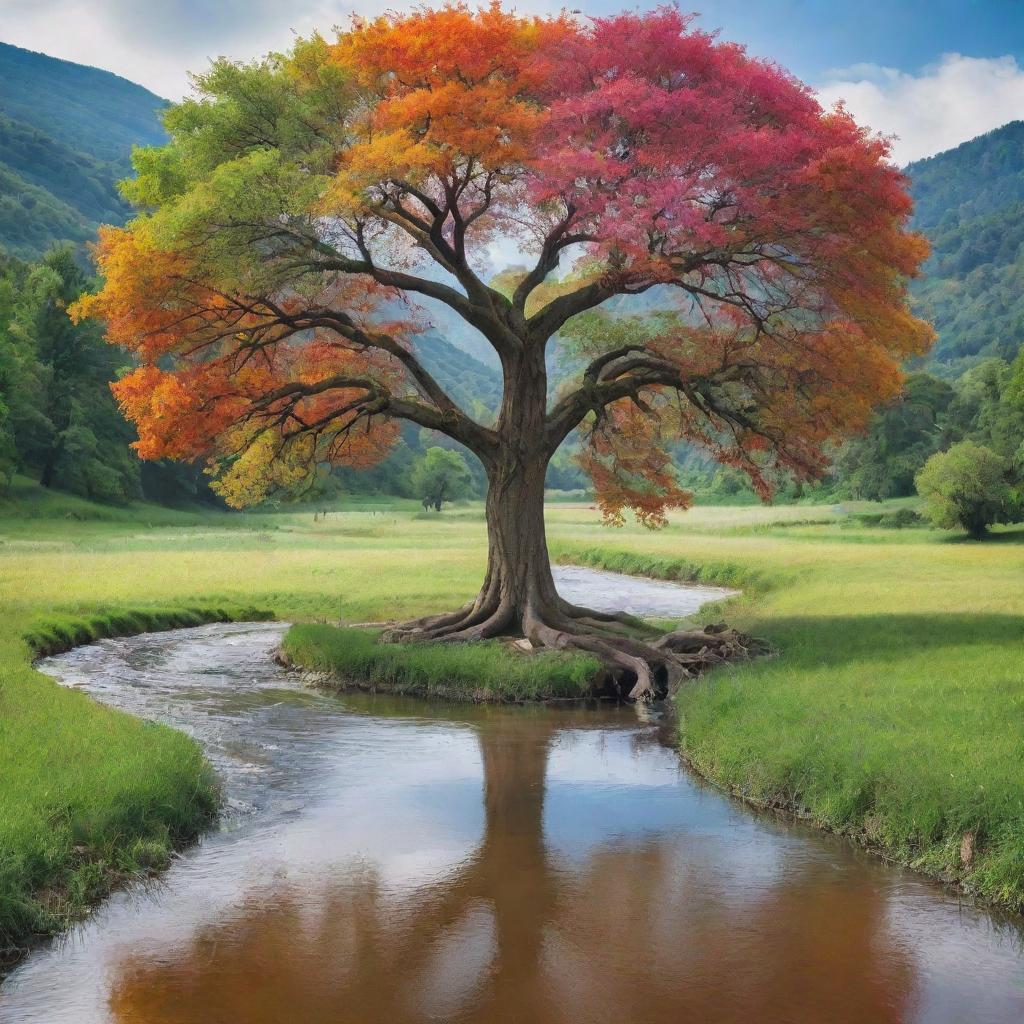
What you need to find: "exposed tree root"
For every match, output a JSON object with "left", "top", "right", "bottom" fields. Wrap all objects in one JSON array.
[{"left": 380, "top": 596, "right": 767, "bottom": 703}]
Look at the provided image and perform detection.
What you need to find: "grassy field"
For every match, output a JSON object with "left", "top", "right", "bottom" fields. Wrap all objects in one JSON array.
[{"left": 2, "top": 478, "right": 1023, "bottom": 958}]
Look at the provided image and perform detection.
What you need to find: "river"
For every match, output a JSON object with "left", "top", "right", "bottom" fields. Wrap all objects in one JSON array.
[{"left": 1, "top": 567, "right": 1023, "bottom": 1023}]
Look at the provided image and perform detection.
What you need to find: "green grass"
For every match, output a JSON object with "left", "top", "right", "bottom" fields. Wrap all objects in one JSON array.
[
  {"left": 542, "top": 508, "right": 1024, "bottom": 911},
  {"left": 3, "top": 473, "right": 1024, "bottom": 956},
  {"left": 283, "top": 624, "right": 599, "bottom": 702}
]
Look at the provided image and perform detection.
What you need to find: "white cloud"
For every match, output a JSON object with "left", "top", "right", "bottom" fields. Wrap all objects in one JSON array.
[
  {"left": 0, "top": 0, "right": 375, "bottom": 98},
  {"left": 0, "top": 0, "right": 561, "bottom": 99},
  {"left": 816, "top": 53, "right": 1024, "bottom": 165}
]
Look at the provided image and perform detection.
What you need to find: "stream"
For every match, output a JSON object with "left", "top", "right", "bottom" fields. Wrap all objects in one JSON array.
[{"left": 2, "top": 567, "right": 1023, "bottom": 1023}]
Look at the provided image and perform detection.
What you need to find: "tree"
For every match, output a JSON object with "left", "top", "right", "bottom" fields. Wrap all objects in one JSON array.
[
  {"left": 0, "top": 247, "right": 140, "bottom": 502},
  {"left": 72, "top": 5, "right": 932, "bottom": 697},
  {"left": 835, "top": 373, "right": 954, "bottom": 500},
  {"left": 412, "top": 446, "right": 472, "bottom": 511},
  {"left": 915, "top": 441, "right": 1012, "bottom": 538}
]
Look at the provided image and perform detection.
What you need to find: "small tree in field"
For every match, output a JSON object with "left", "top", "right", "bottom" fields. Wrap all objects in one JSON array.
[
  {"left": 412, "top": 446, "right": 472, "bottom": 511},
  {"left": 72, "top": 5, "right": 932, "bottom": 697},
  {"left": 916, "top": 441, "right": 1012, "bottom": 539}
]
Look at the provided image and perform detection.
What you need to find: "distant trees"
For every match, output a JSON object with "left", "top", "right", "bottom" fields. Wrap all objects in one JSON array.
[
  {"left": 411, "top": 448, "right": 472, "bottom": 512},
  {"left": 836, "top": 374, "right": 955, "bottom": 500},
  {"left": 916, "top": 441, "right": 1014, "bottom": 538},
  {"left": 0, "top": 247, "right": 140, "bottom": 502}
]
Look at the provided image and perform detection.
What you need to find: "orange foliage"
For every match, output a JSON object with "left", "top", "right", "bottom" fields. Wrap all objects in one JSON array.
[{"left": 70, "top": 4, "right": 935, "bottom": 516}]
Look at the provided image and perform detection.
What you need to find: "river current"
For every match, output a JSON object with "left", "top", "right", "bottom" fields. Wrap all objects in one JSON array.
[{"left": 2, "top": 567, "right": 1023, "bottom": 1023}]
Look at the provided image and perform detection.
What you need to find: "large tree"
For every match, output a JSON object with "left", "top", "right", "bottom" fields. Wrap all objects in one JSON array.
[{"left": 73, "top": 4, "right": 933, "bottom": 697}]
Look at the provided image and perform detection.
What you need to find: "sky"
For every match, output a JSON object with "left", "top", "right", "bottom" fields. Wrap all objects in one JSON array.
[{"left": 1, "top": 0, "right": 1023, "bottom": 164}]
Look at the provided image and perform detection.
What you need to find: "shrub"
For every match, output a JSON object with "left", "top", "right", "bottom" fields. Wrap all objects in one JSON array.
[{"left": 915, "top": 441, "right": 1012, "bottom": 538}]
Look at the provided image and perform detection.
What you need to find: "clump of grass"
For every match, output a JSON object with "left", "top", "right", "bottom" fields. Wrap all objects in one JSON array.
[
  {"left": 846, "top": 508, "right": 927, "bottom": 529},
  {"left": 282, "top": 623, "right": 600, "bottom": 702}
]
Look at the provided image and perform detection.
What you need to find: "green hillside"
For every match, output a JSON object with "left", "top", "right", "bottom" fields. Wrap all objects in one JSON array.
[
  {"left": 0, "top": 43, "right": 166, "bottom": 165},
  {"left": 0, "top": 42, "right": 165, "bottom": 259},
  {"left": 908, "top": 121, "right": 1024, "bottom": 374},
  {"left": 416, "top": 330, "right": 503, "bottom": 417}
]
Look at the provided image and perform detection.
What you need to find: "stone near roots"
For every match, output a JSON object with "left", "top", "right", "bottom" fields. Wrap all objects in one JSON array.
[{"left": 960, "top": 831, "right": 976, "bottom": 867}]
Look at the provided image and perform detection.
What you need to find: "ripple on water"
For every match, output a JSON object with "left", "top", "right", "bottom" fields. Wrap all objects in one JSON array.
[{"left": 2, "top": 571, "right": 1024, "bottom": 1024}]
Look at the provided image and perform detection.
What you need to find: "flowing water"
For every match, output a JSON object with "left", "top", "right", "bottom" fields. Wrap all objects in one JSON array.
[{"left": 2, "top": 568, "right": 1024, "bottom": 1023}]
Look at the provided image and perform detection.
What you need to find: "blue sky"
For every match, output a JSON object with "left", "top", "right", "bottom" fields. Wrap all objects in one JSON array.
[
  {"left": 673, "top": 1, "right": 1024, "bottom": 84},
  {"left": 2, "top": 1, "right": 1023, "bottom": 162}
]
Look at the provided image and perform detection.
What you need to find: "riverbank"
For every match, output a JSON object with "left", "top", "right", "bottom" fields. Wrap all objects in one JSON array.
[
  {"left": 545, "top": 512, "right": 1024, "bottom": 913},
  {"left": 2, "top": 482, "right": 1023, "bottom": 954},
  {"left": 280, "top": 623, "right": 600, "bottom": 702},
  {"left": 2, "top": 602, "right": 273, "bottom": 965}
]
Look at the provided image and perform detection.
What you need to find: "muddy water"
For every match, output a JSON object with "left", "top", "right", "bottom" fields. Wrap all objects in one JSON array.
[{"left": 2, "top": 572, "right": 1024, "bottom": 1023}]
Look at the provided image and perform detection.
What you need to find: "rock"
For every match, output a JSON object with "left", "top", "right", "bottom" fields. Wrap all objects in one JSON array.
[
  {"left": 960, "top": 831, "right": 976, "bottom": 867},
  {"left": 512, "top": 638, "right": 533, "bottom": 652}
]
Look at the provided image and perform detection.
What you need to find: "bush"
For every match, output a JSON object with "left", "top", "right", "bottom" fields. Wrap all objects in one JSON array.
[
  {"left": 915, "top": 441, "right": 1013, "bottom": 538},
  {"left": 850, "top": 508, "right": 926, "bottom": 529}
]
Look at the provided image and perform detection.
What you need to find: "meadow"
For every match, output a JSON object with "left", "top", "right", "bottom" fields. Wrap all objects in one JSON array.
[{"left": 2, "top": 476, "right": 1023, "bottom": 957}]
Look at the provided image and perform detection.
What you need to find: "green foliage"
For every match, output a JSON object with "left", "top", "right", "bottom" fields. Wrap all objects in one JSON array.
[
  {"left": 836, "top": 374, "right": 955, "bottom": 500},
  {"left": 945, "top": 356, "right": 1024, "bottom": 459},
  {"left": 0, "top": 247, "right": 141, "bottom": 502},
  {"left": 908, "top": 121, "right": 1024, "bottom": 372},
  {"left": 411, "top": 446, "right": 473, "bottom": 511},
  {"left": 283, "top": 623, "right": 599, "bottom": 702},
  {"left": 916, "top": 440, "right": 1014, "bottom": 538}
]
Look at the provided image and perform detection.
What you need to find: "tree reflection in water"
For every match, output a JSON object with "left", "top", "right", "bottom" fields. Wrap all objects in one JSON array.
[{"left": 108, "top": 710, "right": 917, "bottom": 1024}]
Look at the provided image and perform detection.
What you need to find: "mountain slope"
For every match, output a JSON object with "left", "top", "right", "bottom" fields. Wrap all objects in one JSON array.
[
  {"left": 0, "top": 43, "right": 166, "bottom": 167},
  {"left": 908, "top": 121, "right": 1024, "bottom": 374},
  {"left": 0, "top": 43, "right": 166, "bottom": 259}
]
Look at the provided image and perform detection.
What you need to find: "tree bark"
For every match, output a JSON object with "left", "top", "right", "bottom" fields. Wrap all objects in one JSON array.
[{"left": 384, "top": 341, "right": 765, "bottom": 700}]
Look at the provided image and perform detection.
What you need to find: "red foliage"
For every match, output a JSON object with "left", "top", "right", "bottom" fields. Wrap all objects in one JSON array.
[{"left": 71, "top": 3, "right": 933, "bottom": 516}]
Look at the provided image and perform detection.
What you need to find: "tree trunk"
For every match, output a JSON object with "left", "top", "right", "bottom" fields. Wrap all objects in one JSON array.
[
  {"left": 384, "top": 344, "right": 765, "bottom": 700},
  {"left": 481, "top": 454, "right": 561, "bottom": 630}
]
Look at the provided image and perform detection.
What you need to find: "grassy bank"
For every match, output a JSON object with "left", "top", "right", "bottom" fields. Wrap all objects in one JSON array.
[
  {"left": 282, "top": 624, "right": 599, "bottom": 702},
  {"left": 546, "top": 508, "right": 1024, "bottom": 911},
  {"left": 2, "top": 479, "right": 1023, "bottom": 950},
  {"left": 0, "top": 483, "right": 278, "bottom": 959}
]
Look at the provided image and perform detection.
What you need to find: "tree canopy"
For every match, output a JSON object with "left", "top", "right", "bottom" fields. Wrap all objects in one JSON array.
[
  {"left": 412, "top": 446, "right": 472, "bottom": 510},
  {"left": 916, "top": 440, "right": 1013, "bottom": 538},
  {"left": 71, "top": 3, "right": 933, "bottom": 697},
  {"left": 73, "top": 3, "right": 931, "bottom": 521}
]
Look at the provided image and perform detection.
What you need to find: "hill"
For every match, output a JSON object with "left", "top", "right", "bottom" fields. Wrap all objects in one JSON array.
[
  {"left": 907, "top": 121, "right": 1024, "bottom": 375},
  {"left": 0, "top": 42, "right": 166, "bottom": 259},
  {"left": 416, "top": 330, "right": 503, "bottom": 416}
]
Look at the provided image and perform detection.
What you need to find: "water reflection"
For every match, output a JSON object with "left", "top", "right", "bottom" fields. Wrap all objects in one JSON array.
[
  {"left": 3, "top": 621, "right": 1024, "bottom": 1024},
  {"left": 102, "top": 712, "right": 930, "bottom": 1024}
]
